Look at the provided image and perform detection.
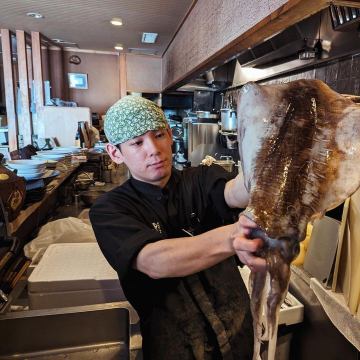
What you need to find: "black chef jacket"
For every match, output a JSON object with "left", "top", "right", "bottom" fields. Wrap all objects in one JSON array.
[{"left": 90, "top": 165, "right": 253, "bottom": 360}]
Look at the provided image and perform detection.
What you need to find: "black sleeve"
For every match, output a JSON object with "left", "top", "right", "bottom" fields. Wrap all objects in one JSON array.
[{"left": 89, "top": 195, "right": 163, "bottom": 281}]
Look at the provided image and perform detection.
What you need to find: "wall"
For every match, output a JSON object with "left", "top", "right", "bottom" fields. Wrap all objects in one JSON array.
[
  {"left": 37, "top": 106, "right": 91, "bottom": 147},
  {"left": 126, "top": 54, "right": 162, "bottom": 93},
  {"left": 62, "top": 50, "right": 120, "bottom": 115}
]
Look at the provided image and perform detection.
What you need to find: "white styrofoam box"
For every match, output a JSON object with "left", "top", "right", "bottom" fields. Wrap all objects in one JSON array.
[
  {"left": 28, "top": 243, "right": 125, "bottom": 310},
  {"left": 239, "top": 266, "right": 304, "bottom": 326}
]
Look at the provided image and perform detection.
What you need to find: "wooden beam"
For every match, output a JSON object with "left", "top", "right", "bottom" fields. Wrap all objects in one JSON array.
[
  {"left": 119, "top": 53, "right": 127, "bottom": 98},
  {"left": 31, "top": 31, "right": 44, "bottom": 110},
  {"left": 1, "top": 29, "right": 18, "bottom": 152},
  {"left": 163, "top": 0, "right": 330, "bottom": 91},
  {"left": 16, "top": 30, "right": 32, "bottom": 147}
]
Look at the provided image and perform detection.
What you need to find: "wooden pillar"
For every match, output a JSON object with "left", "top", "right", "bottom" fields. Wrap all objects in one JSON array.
[
  {"left": 26, "top": 46, "right": 33, "bottom": 90},
  {"left": 31, "top": 31, "right": 44, "bottom": 110},
  {"left": 16, "top": 30, "right": 32, "bottom": 147},
  {"left": 119, "top": 53, "right": 127, "bottom": 98},
  {"left": 1, "top": 29, "right": 18, "bottom": 152},
  {"left": 41, "top": 46, "right": 50, "bottom": 81},
  {"left": 49, "top": 47, "right": 65, "bottom": 99}
]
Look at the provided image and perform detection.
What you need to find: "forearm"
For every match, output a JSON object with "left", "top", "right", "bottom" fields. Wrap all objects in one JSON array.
[
  {"left": 224, "top": 173, "right": 249, "bottom": 208},
  {"left": 134, "top": 224, "right": 236, "bottom": 279}
]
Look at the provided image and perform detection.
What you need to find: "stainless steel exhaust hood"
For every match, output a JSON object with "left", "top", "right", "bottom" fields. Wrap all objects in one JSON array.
[
  {"left": 237, "top": 6, "right": 360, "bottom": 71},
  {"left": 177, "top": 62, "right": 236, "bottom": 92},
  {"left": 177, "top": 5, "right": 360, "bottom": 93}
]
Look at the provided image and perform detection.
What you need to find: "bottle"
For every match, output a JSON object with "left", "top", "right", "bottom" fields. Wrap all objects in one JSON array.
[
  {"left": 75, "top": 122, "right": 85, "bottom": 148},
  {"left": 75, "top": 123, "right": 81, "bottom": 147}
]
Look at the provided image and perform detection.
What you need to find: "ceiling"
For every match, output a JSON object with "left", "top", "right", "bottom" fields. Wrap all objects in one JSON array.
[{"left": 0, "top": 0, "right": 194, "bottom": 55}]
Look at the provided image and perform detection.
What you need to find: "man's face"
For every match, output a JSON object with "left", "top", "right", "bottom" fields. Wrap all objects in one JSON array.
[{"left": 107, "top": 128, "right": 173, "bottom": 187}]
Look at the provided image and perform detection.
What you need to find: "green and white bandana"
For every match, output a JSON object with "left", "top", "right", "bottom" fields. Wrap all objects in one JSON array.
[{"left": 104, "top": 95, "right": 168, "bottom": 145}]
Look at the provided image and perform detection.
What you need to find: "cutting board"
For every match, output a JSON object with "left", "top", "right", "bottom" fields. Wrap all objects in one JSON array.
[
  {"left": 303, "top": 216, "right": 340, "bottom": 286},
  {"left": 333, "top": 188, "right": 360, "bottom": 316}
]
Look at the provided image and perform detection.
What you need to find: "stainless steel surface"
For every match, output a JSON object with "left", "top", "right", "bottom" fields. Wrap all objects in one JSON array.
[
  {"left": 195, "top": 110, "right": 219, "bottom": 120},
  {"left": 187, "top": 122, "right": 219, "bottom": 160},
  {"left": 220, "top": 109, "right": 237, "bottom": 131},
  {"left": 231, "top": 8, "right": 360, "bottom": 86},
  {"left": 0, "top": 303, "right": 129, "bottom": 359}
]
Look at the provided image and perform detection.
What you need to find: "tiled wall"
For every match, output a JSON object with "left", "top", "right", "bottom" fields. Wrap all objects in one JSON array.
[{"left": 261, "top": 53, "right": 360, "bottom": 95}]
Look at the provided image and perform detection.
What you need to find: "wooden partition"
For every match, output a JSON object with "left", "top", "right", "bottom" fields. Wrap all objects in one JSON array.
[
  {"left": 1, "top": 29, "right": 18, "bottom": 152},
  {"left": 16, "top": 30, "right": 32, "bottom": 147},
  {"left": 31, "top": 32, "right": 44, "bottom": 112},
  {"left": 119, "top": 53, "right": 127, "bottom": 98}
]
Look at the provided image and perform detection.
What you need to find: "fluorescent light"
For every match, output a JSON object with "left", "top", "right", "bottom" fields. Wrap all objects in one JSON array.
[
  {"left": 141, "top": 32, "right": 158, "bottom": 44},
  {"left": 110, "top": 18, "right": 123, "bottom": 26},
  {"left": 114, "top": 44, "right": 123, "bottom": 51},
  {"left": 26, "top": 12, "right": 44, "bottom": 19}
]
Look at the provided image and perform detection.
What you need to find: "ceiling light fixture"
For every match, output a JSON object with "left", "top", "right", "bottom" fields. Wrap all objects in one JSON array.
[
  {"left": 141, "top": 32, "right": 158, "bottom": 44},
  {"left": 114, "top": 44, "right": 124, "bottom": 51},
  {"left": 110, "top": 18, "right": 123, "bottom": 26},
  {"left": 26, "top": 12, "right": 44, "bottom": 19}
]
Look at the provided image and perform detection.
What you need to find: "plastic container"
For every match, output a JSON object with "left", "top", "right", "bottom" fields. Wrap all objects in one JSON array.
[{"left": 28, "top": 243, "right": 125, "bottom": 310}]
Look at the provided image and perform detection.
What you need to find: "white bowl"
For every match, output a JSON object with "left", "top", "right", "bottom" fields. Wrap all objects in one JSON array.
[
  {"left": 36, "top": 152, "right": 66, "bottom": 160},
  {"left": 37, "top": 150, "right": 69, "bottom": 155},
  {"left": 7, "top": 160, "right": 47, "bottom": 170},
  {"left": 21, "top": 171, "right": 47, "bottom": 180},
  {"left": 16, "top": 168, "right": 46, "bottom": 176},
  {"left": 54, "top": 147, "right": 81, "bottom": 154}
]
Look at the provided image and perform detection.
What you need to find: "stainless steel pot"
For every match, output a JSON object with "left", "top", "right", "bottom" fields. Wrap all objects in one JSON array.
[
  {"left": 196, "top": 111, "right": 219, "bottom": 120},
  {"left": 220, "top": 109, "right": 237, "bottom": 131}
]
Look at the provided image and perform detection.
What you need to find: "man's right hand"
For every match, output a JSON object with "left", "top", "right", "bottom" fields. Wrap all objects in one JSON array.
[{"left": 231, "top": 215, "right": 267, "bottom": 272}]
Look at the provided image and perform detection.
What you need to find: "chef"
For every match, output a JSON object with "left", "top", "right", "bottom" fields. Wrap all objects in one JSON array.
[{"left": 89, "top": 95, "right": 265, "bottom": 360}]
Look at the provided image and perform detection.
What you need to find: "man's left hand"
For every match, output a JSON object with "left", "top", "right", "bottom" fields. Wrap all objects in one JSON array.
[{"left": 231, "top": 215, "right": 267, "bottom": 272}]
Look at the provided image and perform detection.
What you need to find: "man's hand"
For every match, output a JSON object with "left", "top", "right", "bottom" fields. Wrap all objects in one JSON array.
[{"left": 232, "top": 215, "right": 267, "bottom": 272}]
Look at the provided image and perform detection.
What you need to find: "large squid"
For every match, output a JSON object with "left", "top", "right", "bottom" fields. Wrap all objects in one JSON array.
[{"left": 237, "top": 79, "right": 360, "bottom": 360}]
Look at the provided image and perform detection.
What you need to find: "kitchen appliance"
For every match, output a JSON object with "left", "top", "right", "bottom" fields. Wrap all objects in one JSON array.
[
  {"left": 171, "top": 122, "right": 190, "bottom": 169},
  {"left": 220, "top": 108, "right": 237, "bottom": 131},
  {"left": 195, "top": 111, "right": 219, "bottom": 122},
  {"left": 186, "top": 119, "right": 219, "bottom": 161}
]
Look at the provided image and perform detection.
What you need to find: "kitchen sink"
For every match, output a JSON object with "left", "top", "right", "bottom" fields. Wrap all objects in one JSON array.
[{"left": 0, "top": 302, "right": 129, "bottom": 359}]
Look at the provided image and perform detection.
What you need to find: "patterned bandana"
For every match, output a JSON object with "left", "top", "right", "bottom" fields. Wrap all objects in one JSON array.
[{"left": 104, "top": 95, "right": 168, "bottom": 145}]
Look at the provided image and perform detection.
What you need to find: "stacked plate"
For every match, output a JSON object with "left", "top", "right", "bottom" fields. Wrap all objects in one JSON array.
[{"left": 7, "top": 160, "right": 47, "bottom": 180}]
